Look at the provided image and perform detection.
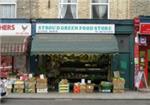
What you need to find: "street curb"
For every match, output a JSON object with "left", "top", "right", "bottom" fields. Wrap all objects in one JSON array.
[{"left": 6, "top": 92, "right": 150, "bottom": 100}]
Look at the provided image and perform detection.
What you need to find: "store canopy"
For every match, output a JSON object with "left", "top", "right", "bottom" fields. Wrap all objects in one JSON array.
[
  {"left": 0, "top": 36, "right": 28, "bottom": 55},
  {"left": 31, "top": 34, "right": 119, "bottom": 55}
]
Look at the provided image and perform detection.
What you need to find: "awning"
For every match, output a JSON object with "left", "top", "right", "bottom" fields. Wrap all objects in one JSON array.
[
  {"left": 31, "top": 34, "right": 119, "bottom": 55},
  {"left": 0, "top": 36, "right": 28, "bottom": 55}
]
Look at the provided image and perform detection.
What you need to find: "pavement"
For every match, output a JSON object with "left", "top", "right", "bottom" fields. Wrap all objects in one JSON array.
[{"left": 6, "top": 91, "right": 150, "bottom": 100}]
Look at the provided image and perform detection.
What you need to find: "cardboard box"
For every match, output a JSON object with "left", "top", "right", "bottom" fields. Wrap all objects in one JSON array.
[
  {"left": 113, "top": 71, "right": 120, "bottom": 78},
  {"left": 37, "top": 88, "right": 48, "bottom": 93},
  {"left": 7, "top": 88, "right": 12, "bottom": 93},
  {"left": 113, "top": 89, "right": 124, "bottom": 93},
  {"left": 25, "top": 88, "right": 36, "bottom": 93},
  {"left": 14, "top": 84, "right": 24, "bottom": 89},
  {"left": 80, "top": 84, "right": 86, "bottom": 93},
  {"left": 25, "top": 81, "right": 36, "bottom": 89},
  {"left": 36, "top": 78, "right": 47, "bottom": 84},
  {"left": 86, "top": 84, "right": 94, "bottom": 93},
  {"left": 113, "top": 78, "right": 125, "bottom": 90},
  {"left": 36, "top": 83, "right": 48, "bottom": 89},
  {"left": 13, "top": 88, "right": 24, "bottom": 93}
]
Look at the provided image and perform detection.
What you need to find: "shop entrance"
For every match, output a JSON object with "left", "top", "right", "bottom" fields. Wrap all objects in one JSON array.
[{"left": 31, "top": 53, "right": 113, "bottom": 91}]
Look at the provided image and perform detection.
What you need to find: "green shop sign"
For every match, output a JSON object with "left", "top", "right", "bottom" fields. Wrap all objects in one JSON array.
[{"left": 36, "top": 24, "right": 115, "bottom": 34}]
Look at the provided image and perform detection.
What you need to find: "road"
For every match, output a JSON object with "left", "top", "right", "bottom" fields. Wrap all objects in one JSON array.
[{"left": 1, "top": 99, "right": 150, "bottom": 105}]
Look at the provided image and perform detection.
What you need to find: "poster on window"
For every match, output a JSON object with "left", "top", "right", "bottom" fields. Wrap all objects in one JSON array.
[
  {"left": 135, "top": 71, "right": 143, "bottom": 88},
  {"left": 14, "top": 56, "right": 26, "bottom": 72},
  {"left": 139, "top": 37, "right": 147, "bottom": 46}
]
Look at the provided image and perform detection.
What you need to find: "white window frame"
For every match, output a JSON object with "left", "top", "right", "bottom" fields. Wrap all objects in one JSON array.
[
  {"left": 90, "top": 0, "right": 109, "bottom": 19},
  {"left": 0, "top": 1, "right": 17, "bottom": 18},
  {"left": 58, "top": 0, "right": 78, "bottom": 19}
]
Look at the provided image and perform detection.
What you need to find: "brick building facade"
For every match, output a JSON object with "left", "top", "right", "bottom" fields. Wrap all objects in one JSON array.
[{"left": 15, "top": 0, "right": 150, "bottom": 19}]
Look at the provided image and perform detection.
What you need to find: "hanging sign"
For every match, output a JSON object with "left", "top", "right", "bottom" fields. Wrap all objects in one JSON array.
[
  {"left": 140, "top": 23, "right": 150, "bottom": 35},
  {"left": 36, "top": 24, "right": 115, "bottom": 34},
  {"left": 0, "top": 23, "right": 31, "bottom": 36}
]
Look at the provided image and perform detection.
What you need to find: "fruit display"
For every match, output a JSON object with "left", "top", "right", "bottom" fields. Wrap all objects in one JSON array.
[
  {"left": 13, "top": 80, "right": 24, "bottom": 93},
  {"left": 100, "top": 81, "right": 113, "bottom": 93},
  {"left": 113, "top": 77, "right": 125, "bottom": 93},
  {"left": 59, "top": 79, "right": 70, "bottom": 93},
  {"left": 25, "top": 78, "right": 36, "bottom": 93},
  {"left": 36, "top": 77, "right": 48, "bottom": 93}
]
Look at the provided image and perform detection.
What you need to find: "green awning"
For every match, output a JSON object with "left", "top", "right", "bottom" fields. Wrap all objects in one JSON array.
[{"left": 31, "top": 34, "right": 119, "bottom": 55}]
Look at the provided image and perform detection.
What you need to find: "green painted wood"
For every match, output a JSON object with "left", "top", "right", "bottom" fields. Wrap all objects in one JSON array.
[{"left": 31, "top": 34, "right": 119, "bottom": 55}]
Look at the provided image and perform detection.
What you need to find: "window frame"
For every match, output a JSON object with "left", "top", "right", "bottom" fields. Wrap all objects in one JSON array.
[
  {"left": 0, "top": 1, "right": 17, "bottom": 18},
  {"left": 58, "top": 0, "right": 78, "bottom": 19},
  {"left": 90, "top": 0, "right": 109, "bottom": 19}
]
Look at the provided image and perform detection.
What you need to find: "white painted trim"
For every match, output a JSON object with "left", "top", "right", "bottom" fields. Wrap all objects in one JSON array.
[
  {"left": 0, "top": 2, "right": 16, "bottom": 4},
  {"left": 0, "top": 2, "right": 17, "bottom": 18},
  {"left": 15, "top": 2, "right": 17, "bottom": 18},
  {"left": 108, "top": 0, "right": 110, "bottom": 19}
]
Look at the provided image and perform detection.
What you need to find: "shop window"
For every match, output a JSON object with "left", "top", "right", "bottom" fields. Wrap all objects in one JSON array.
[
  {"left": 116, "top": 36, "right": 130, "bottom": 52},
  {"left": 90, "top": 0, "right": 109, "bottom": 19},
  {"left": 59, "top": 0, "right": 78, "bottom": 19},
  {"left": 0, "top": 0, "right": 16, "bottom": 18}
]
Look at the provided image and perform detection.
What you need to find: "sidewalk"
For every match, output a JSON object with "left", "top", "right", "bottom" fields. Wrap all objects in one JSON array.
[{"left": 6, "top": 91, "right": 150, "bottom": 100}]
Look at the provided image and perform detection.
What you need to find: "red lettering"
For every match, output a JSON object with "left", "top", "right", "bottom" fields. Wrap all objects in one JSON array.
[{"left": 0, "top": 24, "right": 15, "bottom": 30}]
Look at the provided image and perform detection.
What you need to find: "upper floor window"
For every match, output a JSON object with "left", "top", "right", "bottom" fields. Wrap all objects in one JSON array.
[
  {"left": 91, "top": 0, "right": 109, "bottom": 19},
  {"left": 59, "top": 0, "right": 77, "bottom": 19},
  {"left": 0, "top": 0, "right": 16, "bottom": 18}
]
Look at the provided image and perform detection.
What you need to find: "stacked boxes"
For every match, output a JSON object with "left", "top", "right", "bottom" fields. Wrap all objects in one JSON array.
[
  {"left": 86, "top": 84, "right": 94, "bottom": 93},
  {"left": 6, "top": 80, "right": 13, "bottom": 93},
  {"left": 112, "top": 71, "right": 125, "bottom": 93},
  {"left": 113, "top": 77, "right": 125, "bottom": 93},
  {"left": 80, "top": 84, "right": 87, "bottom": 93},
  {"left": 86, "top": 80, "right": 94, "bottom": 93},
  {"left": 59, "top": 79, "right": 70, "bottom": 93},
  {"left": 13, "top": 80, "right": 24, "bottom": 93},
  {"left": 36, "top": 78, "right": 48, "bottom": 93},
  {"left": 25, "top": 78, "right": 36, "bottom": 93}
]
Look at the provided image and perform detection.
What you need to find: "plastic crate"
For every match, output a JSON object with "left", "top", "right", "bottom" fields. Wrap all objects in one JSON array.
[{"left": 58, "top": 84, "right": 70, "bottom": 93}]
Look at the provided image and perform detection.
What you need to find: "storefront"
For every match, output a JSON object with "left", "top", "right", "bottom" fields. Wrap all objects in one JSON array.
[
  {"left": 0, "top": 19, "right": 31, "bottom": 78},
  {"left": 30, "top": 19, "right": 134, "bottom": 91},
  {"left": 134, "top": 16, "right": 150, "bottom": 89}
]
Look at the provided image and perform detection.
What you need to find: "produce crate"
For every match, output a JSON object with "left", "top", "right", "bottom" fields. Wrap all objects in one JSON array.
[
  {"left": 37, "top": 88, "right": 48, "bottom": 93},
  {"left": 7, "top": 88, "right": 12, "bottom": 93},
  {"left": 25, "top": 82, "right": 36, "bottom": 89},
  {"left": 25, "top": 88, "right": 36, "bottom": 93},
  {"left": 36, "top": 78, "right": 47, "bottom": 84},
  {"left": 58, "top": 84, "right": 70, "bottom": 93},
  {"left": 80, "top": 84, "right": 86, "bottom": 93},
  {"left": 113, "top": 89, "right": 124, "bottom": 93},
  {"left": 36, "top": 83, "right": 47, "bottom": 89},
  {"left": 86, "top": 84, "right": 94, "bottom": 93},
  {"left": 14, "top": 84, "right": 24, "bottom": 89},
  {"left": 13, "top": 88, "right": 24, "bottom": 93}
]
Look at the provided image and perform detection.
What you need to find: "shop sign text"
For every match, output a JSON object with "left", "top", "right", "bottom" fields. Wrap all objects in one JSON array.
[
  {"left": 36, "top": 24, "right": 115, "bottom": 34},
  {"left": 0, "top": 23, "right": 31, "bottom": 36},
  {"left": 140, "top": 23, "right": 150, "bottom": 35}
]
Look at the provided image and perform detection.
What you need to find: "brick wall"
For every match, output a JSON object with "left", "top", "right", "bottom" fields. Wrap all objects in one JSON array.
[
  {"left": 38, "top": 0, "right": 58, "bottom": 18},
  {"left": 17, "top": 0, "right": 39, "bottom": 18},
  {"left": 16, "top": 0, "right": 150, "bottom": 19},
  {"left": 129, "top": 0, "right": 150, "bottom": 18}
]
